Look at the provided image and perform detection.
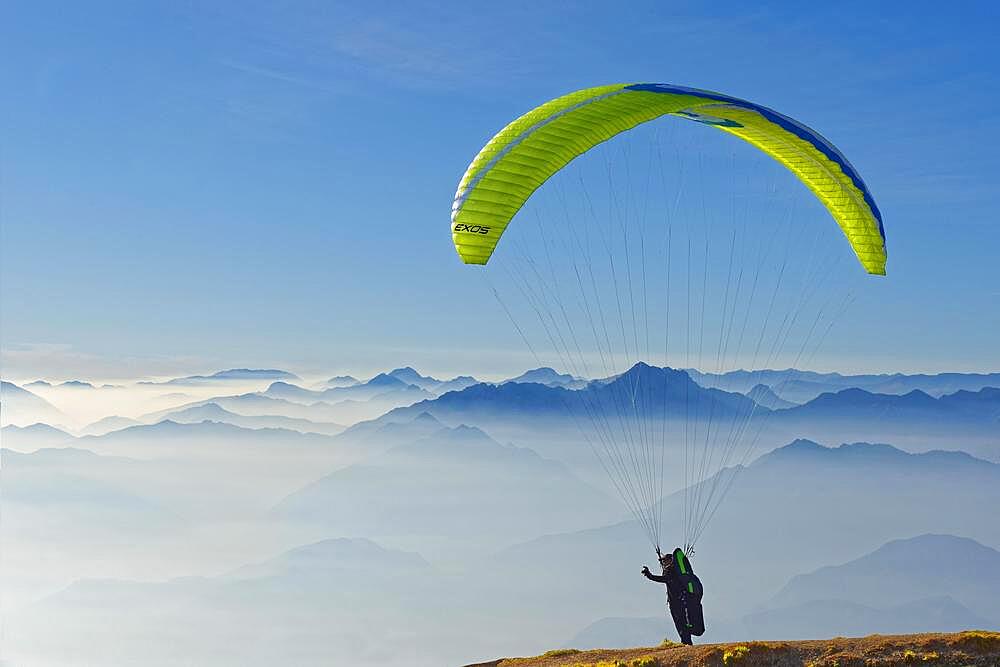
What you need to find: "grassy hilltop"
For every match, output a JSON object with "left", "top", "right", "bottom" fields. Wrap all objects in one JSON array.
[{"left": 465, "top": 631, "right": 1000, "bottom": 667}]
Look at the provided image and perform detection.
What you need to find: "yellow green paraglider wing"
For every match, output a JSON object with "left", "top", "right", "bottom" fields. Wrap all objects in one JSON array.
[{"left": 451, "top": 83, "right": 887, "bottom": 275}]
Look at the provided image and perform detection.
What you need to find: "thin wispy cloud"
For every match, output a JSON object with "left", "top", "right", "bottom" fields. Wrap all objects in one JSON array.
[{"left": 218, "top": 59, "right": 349, "bottom": 94}]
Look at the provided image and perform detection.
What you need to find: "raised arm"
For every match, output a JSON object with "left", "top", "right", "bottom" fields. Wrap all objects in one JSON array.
[{"left": 641, "top": 566, "right": 669, "bottom": 584}]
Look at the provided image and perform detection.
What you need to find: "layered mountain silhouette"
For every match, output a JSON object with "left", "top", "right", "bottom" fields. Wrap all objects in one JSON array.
[
  {"left": 747, "top": 383, "right": 796, "bottom": 409},
  {"left": 4, "top": 362, "right": 999, "bottom": 667},
  {"left": 482, "top": 438, "right": 1000, "bottom": 635},
  {"left": 74, "top": 421, "right": 343, "bottom": 468},
  {"left": 274, "top": 423, "right": 622, "bottom": 545},
  {"left": 779, "top": 387, "right": 1000, "bottom": 421},
  {"left": 59, "top": 380, "right": 95, "bottom": 389},
  {"left": 558, "top": 534, "right": 1000, "bottom": 648},
  {"left": 7, "top": 537, "right": 451, "bottom": 667},
  {"left": 226, "top": 537, "right": 432, "bottom": 580},
  {"left": 383, "top": 363, "right": 754, "bottom": 422},
  {"left": 2, "top": 423, "right": 75, "bottom": 450},
  {"left": 2, "top": 447, "right": 173, "bottom": 515},
  {"left": 503, "top": 367, "right": 584, "bottom": 388},
  {"left": 768, "top": 387, "right": 1000, "bottom": 459},
  {"left": 691, "top": 368, "right": 1000, "bottom": 402},
  {"left": 386, "top": 366, "right": 479, "bottom": 394},
  {"left": 332, "top": 411, "right": 452, "bottom": 455},
  {"left": 1, "top": 382, "right": 67, "bottom": 427},
  {"left": 155, "top": 402, "right": 344, "bottom": 435},
  {"left": 350, "top": 364, "right": 999, "bottom": 466},
  {"left": 138, "top": 368, "right": 301, "bottom": 386},
  {"left": 769, "top": 533, "right": 1000, "bottom": 625},
  {"left": 375, "top": 364, "right": 1000, "bottom": 431},
  {"left": 324, "top": 374, "right": 360, "bottom": 388},
  {"left": 80, "top": 415, "right": 143, "bottom": 436},
  {"left": 3, "top": 421, "right": 360, "bottom": 526},
  {"left": 141, "top": 392, "right": 343, "bottom": 423},
  {"left": 263, "top": 374, "right": 429, "bottom": 403}
]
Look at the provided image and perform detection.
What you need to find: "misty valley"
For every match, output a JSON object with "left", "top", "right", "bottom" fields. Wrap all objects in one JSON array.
[{"left": 2, "top": 366, "right": 998, "bottom": 666}]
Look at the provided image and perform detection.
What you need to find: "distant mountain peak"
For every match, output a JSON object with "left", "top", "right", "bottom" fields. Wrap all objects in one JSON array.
[
  {"left": 879, "top": 533, "right": 988, "bottom": 552},
  {"left": 448, "top": 423, "right": 490, "bottom": 439},
  {"left": 267, "top": 381, "right": 300, "bottom": 390},
  {"left": 410, "top": 423, "right": 497, "bottom": 448},
  {"left": 2, "top": 422, "right": 73, "bottom": 437},
  {"left": 0, "top": 381, "right": 66, "bottom": 420},
  {"left": 818, "top": 386, "right": 935, "bottom": 404},
  {"left": 379, "top": 423, "right": 523, "bottom": 464},
  {"left": 602, "top": 363, "right": 697, "bottom": 390},
  {"left": 902, "top": 388, "right": 935, "bottom": 400},
  {"left": 626, "top": 361, "right": 684, "bottom": 377},
  {"left": 504, "top": 367, "right": 580, "bottom": 386},
  {"left": 771, "top": 532, "right": 1000, "bottom": 618},
  {"left": 280, "top": 536, "right": 416, "bottom": 561},
  {"left": 59, "top": 380, "right": 94, "bottom": 388},
  {"left": 827, "top": 387, "right": 875, "bottom": 400},
  {"left": 175, "top": 402, "right": 234, "bottom": 417},
  {"left": 788, "top": 438, "right": 825, "bottom": 451},
  {"left": 411, "top": 411, "right": 442, "bottom": 425},
  {"left": 384, "top": 367, "right": 447, "bottom": 391},
  {"left": 837, "top": 441, "right": 900, "bottom": 456},
  {"left": 211, "top": 368, "right": 298, "bottom": 379},
  {"left": 367, "top": 373, "right": 408, "bottom": 387},
  {"left": 755, "top": 439, "right": 996, "bottom": 470},
  {"left": 140, "top": 368, "right": 301, "bottom": 386},
  {"left": 228, "top": 537, "right": 432, "bottom": 580},
  {"left": 325, "top": 375, "right": 359, "bottom": 387},
  {"left": 748, "top": 383, "right": 796, "bottom": 409}
]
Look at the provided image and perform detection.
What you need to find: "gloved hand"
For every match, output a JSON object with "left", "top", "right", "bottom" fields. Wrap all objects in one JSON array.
[{"left": 641, "top": 565, "right": 651, "bottom": 576}]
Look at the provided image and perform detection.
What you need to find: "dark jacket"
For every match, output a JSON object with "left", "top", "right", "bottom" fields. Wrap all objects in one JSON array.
[{"left": 643, "top": 563, "right": 682, "bottom": 594}]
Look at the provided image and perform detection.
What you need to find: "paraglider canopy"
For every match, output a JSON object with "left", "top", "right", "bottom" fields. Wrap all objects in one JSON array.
[{"left": 452, "top": 83, "right": 886, "bottom": 274}]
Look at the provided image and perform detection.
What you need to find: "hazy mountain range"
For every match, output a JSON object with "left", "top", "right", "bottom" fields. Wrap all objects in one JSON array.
[
  {"left": 689, "top": 368, "right": 1000, "bottom": 402},
  {"left": 274, "top": 422, "right": 623, "bottom": 549},
  {"left": 137, "top": 368, "right": 302, "bottom": 386},
  {"left": 1, "top": 381, "right": 67, "bottom": 426},
  {"left": 758, "top": 533, "right": 1000, "bottom": 633},
  {"left": 561, "top": 535, "right": 1000, "bottom": 648},
  {"left": 152, "top": 402, "right": 345, "bottom": 435},
  {"left": 5, "top": 537, "right": 460, "bottom": 667},
  {"left": 2, "top": 362, "right": 998, "bottom": 666},
  {"left": 355, "top": 364, "right": 1000, "bottom": 476},
  {"left": 503, "top": 367, "right": 585, "bottom": 388},
  {"left": 478, "top": 438, "right": 1000, "bottom": 648}
]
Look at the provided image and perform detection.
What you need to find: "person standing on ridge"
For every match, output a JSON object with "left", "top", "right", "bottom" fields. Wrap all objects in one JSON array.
[{"left": 641, "top": 547, "right": 705, "bottom": 645}]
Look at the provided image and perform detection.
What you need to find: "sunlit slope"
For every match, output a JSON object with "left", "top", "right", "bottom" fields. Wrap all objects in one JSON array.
[{"left": 466, "top": 631, "right": 1000, "bottom": 667}]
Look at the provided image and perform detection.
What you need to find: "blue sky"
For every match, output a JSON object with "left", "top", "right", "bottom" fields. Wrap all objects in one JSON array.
[{"left": 3, "top": 0, "right": 999, "bottom": 380}]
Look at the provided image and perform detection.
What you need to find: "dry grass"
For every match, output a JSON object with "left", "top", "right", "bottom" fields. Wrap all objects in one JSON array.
[{"left": 466, "top": 631, "right": 1000, "bottom": 667}]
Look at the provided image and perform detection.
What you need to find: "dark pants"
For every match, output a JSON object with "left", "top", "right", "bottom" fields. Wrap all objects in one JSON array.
[
  {"left": 667, "top": 594, "right": 691, "bottom": 644},
  {"left": 668, "top": 591, "right": 705, "bottom": 645}
]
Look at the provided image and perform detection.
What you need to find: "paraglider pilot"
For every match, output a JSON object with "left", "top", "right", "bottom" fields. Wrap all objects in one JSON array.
[{"left": 641, "top": 547, "right": 705, "bottom": 645}]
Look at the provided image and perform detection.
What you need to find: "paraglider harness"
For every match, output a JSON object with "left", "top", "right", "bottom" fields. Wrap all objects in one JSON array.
[{"left": 645, "top": 546, "right": 705, "bottom": 644}]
